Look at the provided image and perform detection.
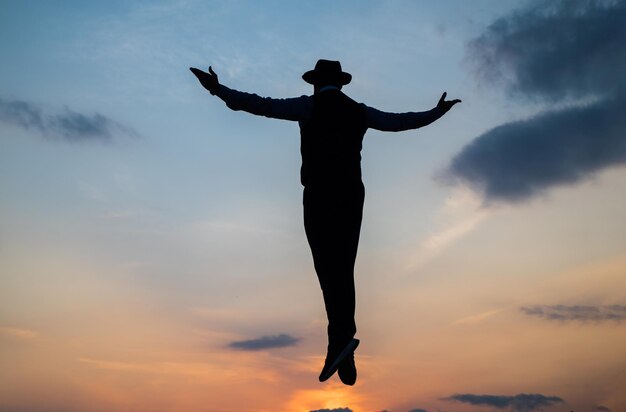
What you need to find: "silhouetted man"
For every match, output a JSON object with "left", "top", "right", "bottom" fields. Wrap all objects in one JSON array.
[{"left": 190, "top": 60, "right": 460, "bottom": 385}]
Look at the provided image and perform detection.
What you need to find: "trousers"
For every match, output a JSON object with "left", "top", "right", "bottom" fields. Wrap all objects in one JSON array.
[{"left": 303, "top": 181, "right": 365, "bottom": 351}]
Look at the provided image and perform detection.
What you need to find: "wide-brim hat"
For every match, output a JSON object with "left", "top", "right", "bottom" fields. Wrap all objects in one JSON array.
[{"left": 302, "top": 59, "right": 352, "bottom": 86}]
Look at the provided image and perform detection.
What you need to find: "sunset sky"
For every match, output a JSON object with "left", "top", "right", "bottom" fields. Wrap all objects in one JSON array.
[{"left": 1, "top": 1, "right": 626, "bottom": 411}]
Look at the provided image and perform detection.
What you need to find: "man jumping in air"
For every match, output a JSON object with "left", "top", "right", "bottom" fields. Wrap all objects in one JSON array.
[{"left": 190, "top": 59, "right": 460, "bottom": 386}]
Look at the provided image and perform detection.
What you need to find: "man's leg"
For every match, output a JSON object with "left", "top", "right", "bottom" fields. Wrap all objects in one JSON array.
[
  {"left": 303, "top": 183, "right": 364, "bottom": 380},
  {"left": 334, "top": 183, "right": 363, "bottom": 385}
]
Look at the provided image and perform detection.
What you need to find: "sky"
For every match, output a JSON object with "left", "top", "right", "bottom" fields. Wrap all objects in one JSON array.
[{"left": 1, "top": 1, "right": 626, "bottom": 411}]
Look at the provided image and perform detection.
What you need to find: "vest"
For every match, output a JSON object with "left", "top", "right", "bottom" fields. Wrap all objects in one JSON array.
[{"left": 299, "top": 90, "right": 367, "bottom": 187}]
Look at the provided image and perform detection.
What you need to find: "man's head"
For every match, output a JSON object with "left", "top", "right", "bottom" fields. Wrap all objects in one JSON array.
[{"left": 303, "top": 59, "right": 351, "bottom": 91}]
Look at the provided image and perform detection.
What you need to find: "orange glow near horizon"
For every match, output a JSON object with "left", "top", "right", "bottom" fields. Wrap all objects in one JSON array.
[{"left": 2, "top": 252, "right": 626, "bottom": 411}]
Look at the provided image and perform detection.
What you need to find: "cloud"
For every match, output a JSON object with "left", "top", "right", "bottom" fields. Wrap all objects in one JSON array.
[
  {"left": 0, "top": 96, "right": 136, "bottom": 142},
  {"left": 468, "top": 0, "right": 626, "bottom": 101},
  {"left": 228, "top": 333, "right": 300, "bottom": 351},
  {"left": 452, "top": 307, "right": 507, "bottom": 326},
  {"left": 78, "top": 356, "right": 281, "bottom": 384},
  {"left": 445, "top": 0, "right": 626, "bottom": 204},
  {"left": 412, "top": 211, "right": 488, "bottom": 265},
  {"left": 596, "top": 406, "right": 612, "bottom": 412},
  {"left": 444, "top": 96, "right": 626, "bottom": 203},
  {"left": 521, "top": 304, "right": 626, "bottom": 322},
  {"left": 310, "top": 409, "right": 352, "bottom": 412},
  {"left": 444, "top": 393, "right": 564, "bottom": 412},
  {"left": 407, "top": 409, "right": 427, "bottom": 412},
  {"left": 0, "top": 327, "right": 38, "bottom": 340},
  {"left": 407, "top": 187, "right": 488, "bottom": 270}
]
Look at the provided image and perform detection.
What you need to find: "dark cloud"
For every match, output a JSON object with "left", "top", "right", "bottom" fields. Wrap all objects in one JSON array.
[
  {"left": 444, "top": 96, "right": 626, "bottom": 203},
  {"left": 0, "top": 97, "right": 46, "bottom": 133},
  {"left": 0, "top": 97, "right": 135, "bottom": 142},
  {"left": 50, "top": 111, "right": 114, "bottom": 141},
  {"left": 408, "top": 409, "right": 427, "bottom": 412},
  {"left": 227, "top": 333, "right": 299, "bottom": 351},
  {"left": 446, "top": 0, "right": 626, "bottom": 204},
  {"left": 468, "top": 0, "right": 626, "bottom": 101},
  {"left": 310, "top": 409, "right": 352, "bottom": 412},
  {"left": 521, "top": 304, "right": 626, "bottom": 322},
  {"left": 596, "top": 406, "right": 612, "bottom": 412},
  {"left": 444, "top": 393, "right": 564, "bottom": 412}
]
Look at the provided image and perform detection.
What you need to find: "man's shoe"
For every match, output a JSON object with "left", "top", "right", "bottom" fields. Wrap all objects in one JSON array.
[
  {"left": 319, "top": 338, "right": 360, "bottom": 382},
  {"left": 337, "top": 351, "right": 357, "bottom": 385}
]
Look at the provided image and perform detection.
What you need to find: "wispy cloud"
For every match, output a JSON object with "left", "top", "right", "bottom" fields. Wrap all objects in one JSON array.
[
  {"left": 78, "top": 356, "right": 280, "bottom": 384},
  {"left": 78, "top": 357, "right": 148, "bottom": 372},
  {"left": 521, "top": 304, "right": 626, "bottom": 322},
  {"left": 444, "top": 393, "right": 564, "bottom": 412},
  {"left": 452, "top": 307, "right": 507, "bottom": 326},
  {"left": 228, "top": 333, "right": 300, "bottom": 351},
  {"left": 407, "top": 188, "right": 488, "bottom": 270},
  {"left": 0, "top": 96, "right": 136, "bottom": 142},
  {"left": 0, "top": 327, "right": 38, "bottom": 340},
  {"left": 445, "top": 0, "right": 626, "bottom": 204},
  {"left": 416, "top": 212, "right": 486, "bottom": 260}
]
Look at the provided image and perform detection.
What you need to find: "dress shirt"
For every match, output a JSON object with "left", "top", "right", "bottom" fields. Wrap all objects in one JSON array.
[{"left": 214, "top": 85, "right": 445, "bottom": 132}]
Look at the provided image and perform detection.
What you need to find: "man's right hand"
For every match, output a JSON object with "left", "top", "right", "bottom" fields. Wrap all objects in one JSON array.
[{"left": 190, "top": 66, "right": 219, "bottom": 95}]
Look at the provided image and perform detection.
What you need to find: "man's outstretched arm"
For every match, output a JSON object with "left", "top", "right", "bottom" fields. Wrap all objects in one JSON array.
[
  {"left": 366, "top": 92, "right": 461, "bottom": 132},
  {"left": 190, "top": 66, "right": 310, "bottom": 122}
]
